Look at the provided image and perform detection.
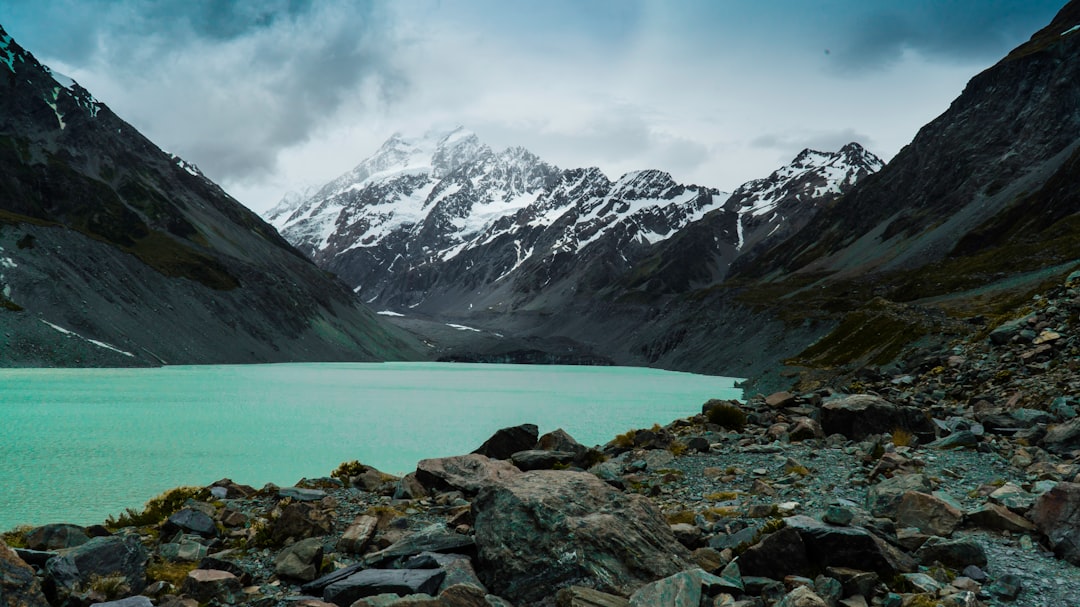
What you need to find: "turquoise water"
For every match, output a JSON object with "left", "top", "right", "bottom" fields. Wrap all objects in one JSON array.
[{"left": 0, "top": 362, "right": 741, "bottom": 531}]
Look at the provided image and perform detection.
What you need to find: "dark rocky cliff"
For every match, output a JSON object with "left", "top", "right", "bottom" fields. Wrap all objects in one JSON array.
[{"left": 0, "top": 24, "right": 421, "bottom": 366}]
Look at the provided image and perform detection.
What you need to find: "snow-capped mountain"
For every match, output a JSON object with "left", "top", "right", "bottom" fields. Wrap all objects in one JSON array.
[
  {"left": 267, "top": 128, "right": 880, "bottom": 315},
  {"left": 725, "top": 142, "right": 883, "bottom": 253},
  {"left": 269, "top": 127, "right": 731, "bottom": 308}
]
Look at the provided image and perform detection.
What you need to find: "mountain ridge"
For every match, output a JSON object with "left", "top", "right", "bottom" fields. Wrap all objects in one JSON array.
[{"left": 0, "top": 23, "right": 421, "bottom": 366}]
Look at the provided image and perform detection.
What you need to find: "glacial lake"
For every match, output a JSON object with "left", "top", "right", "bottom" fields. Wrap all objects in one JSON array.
[{"left": 0, "top": 362, "right": 741, "bottom": 531}]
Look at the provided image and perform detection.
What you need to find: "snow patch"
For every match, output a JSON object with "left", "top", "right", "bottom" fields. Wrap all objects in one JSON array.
[
  {"left": 1062, "top": 24, "right": 1080, "bottom": 36},
  {"left": 377, "top": 310, "right": 404, "bottom": 317},
  {"left": 39, "top": 320, "right": 135, "bottom": 357},
  {"left": 0, "top": 32, "right": 15, "bottom": 73},
  {"left": 169, "top": 154, "right": 201, "bottom": 177},
  {"left": 45, "top": 87, "right": 66, "bottom": 130},
  {"left": 446, "top": 323, "right": 481, "bottom": 332}
]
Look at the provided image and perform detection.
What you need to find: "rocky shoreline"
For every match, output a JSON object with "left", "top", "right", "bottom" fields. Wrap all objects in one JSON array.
[{"left": 5, "top": 277, "right": 1080, "bottom": 607}]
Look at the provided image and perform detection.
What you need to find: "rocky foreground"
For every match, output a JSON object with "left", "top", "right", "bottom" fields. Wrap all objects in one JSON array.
[{"left": 5, "top": 277, "right": 1080, "bottom": 607}]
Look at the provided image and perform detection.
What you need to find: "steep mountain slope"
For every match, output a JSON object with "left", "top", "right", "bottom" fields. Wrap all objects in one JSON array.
[
  {"left": 269, "top": 129, "right": 879, "bottom": 370},
  {"left": 0, "top": 25, "right": 420, "bottom": 366},
  {"left": 703, "top": 0, "right": 1080, "bottom": 386}
]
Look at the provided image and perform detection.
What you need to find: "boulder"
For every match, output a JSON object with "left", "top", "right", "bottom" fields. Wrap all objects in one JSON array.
[
  {"left": 26, "top": 524, "right": 91, "bottom": 551},
  {"left": 555, "top": 586, "right": 630, "bottom": 607},
  {"left": 270, "top": 501, "right": 333, "bottom": 545},
  {"left": 323, "top": 569, "right": 445, "bottom": 606},
  {"left": 784, "top": 516, "right": 917, "bottom": 578},
  {"left": 415, "top": 454, "right": 521, "bottom": 496},
  {"left": 163, "top": 508, "right": 216, "bottom": 538},
  {"left": 301, "top": 563, "right": 366, "bottom": 596},
  {"left": 895, "top": 492, "right": 963, "bottom": 537},
  {"left": 765, "top": 391, "right": 797, "bottom": 408},
  {"left": 197, "top": 557, "right": 252, "bottom": 586},
  {"left": 738, "top": 527, "right": 810, "bottom": 580},
  {"left": 181, "top": 569, "right": 243, "bottom": 605},
  {"left": 472, "top": 424, "right": 539, "bottom": 460},
  {"left": 965, "top": 503, "right": 1037, "bottom": 533},
  {"left": 338, "top": 515, "right": 379, "bottom": 555},
  {"left": 628, "top": 568, "right": 729, "bottom": 607},
  {"left": 538, "top": 428, "right": 588, "bottom": 457},
  {"left": 510, "top": 450, "right": 577, "bottom": 471},
  {"left": 157, "top": 536, "right": 208, "bottom": 562},
  {"left": 403, "top": 553, "right": 484, "bottom": 593},
  {"left": 279, "top": 487, "right": 328, "bottom": 502},
  {"left": 365, "top": 524, "right": 475, "bottom": 567},
  {"left": 820, "top": 395, "right": 933, "bottom": 440},
  {"left": 472, "top": 470, "right": 692, "bottom": 603},
  {"left": 275, "top": 537, "right": 324, "bottom": 582},
  {"left": 1029, "top": 481, "right": 1080, "bottom": 565},
  {"left": 1040, "top": 418, "right": 1080, "bottom": 455},
  {"left": 789, "top": 417, "right": 824, "bottom": 442},
  {"left": 914, "top": 537, "right": 987, "bottom": 569},
  {"left": 44, "top": 535, "right": 149, "bottom": 602},
  {"left": 1, "top": 539, "right": 50, "bottom": 607},
  {"left": 866, "top": 474, "right": 933, "bottom": 518},
  {"left": 776, "top": 586, "right": 828, "bottom": 607}
]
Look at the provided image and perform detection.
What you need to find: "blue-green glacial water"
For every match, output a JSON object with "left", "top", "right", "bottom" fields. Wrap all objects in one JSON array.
[{"left": 0, "top": 362, "right": 741, "bottom": 530}]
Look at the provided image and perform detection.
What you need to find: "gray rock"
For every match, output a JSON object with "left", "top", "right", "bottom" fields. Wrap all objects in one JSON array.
[
  {"left": 181, "top": 569, "right": 244, "bottom": 605},
  {"left": 965, "top": 504, "right": 1036, "bottom": 533},
  {"left": 269, "top": 501, "right": 334, "bottom": 545},
  {"left": 1, "top": 540, "right": 50, "bottom": 607},
  {"left": 775, "top": 586, "right": 828, "bottom": 607},
  {"left": 914, "top": 537, "right": 987, "bottom": 569},
  {"left": 986, "top": 573, "right": 1023, "bottom": 600},
  {"left": 866, "top": 474, "right": 933, "bottom": 518},
  {"left": 44, "top": 535, "right": 149, "bottom": 601},
  {"left": 628, "top": 568, "right": 727, "bottom": 607},
  {"left": 1029, "top": 481, "right": 1080, "bottom": 565},
  {"left": 895, "top": 491, "right": 963, "bottom": 537},
  {"left": 415, "top": 454, "right": 521, "bottom": 496},
  {"left": 157, "top": 536, "right": 208, "bottom": 562},
  {"left": 365, "top": 524, "right": 475, "bottom": 567},
  {"left": 820, "top": 395, "right": 933, "bottom": 440},
  {"left": 785, "top": 516, "right": 917, "bottom": 578},
  {"left": 338, "top": 515, "right": 379, "bottom": 555},
  {"left": 823, "top": 505, "right": 854, "bottom": 526},
  {"left": 1041, "top": 418, "right": 1080, "bottom": 455},
  {"left": 301, "top": 563, "right": 366, "bottom": 596},
  {"left": 510, "top": 449, "right": 577, "bottom": 471},
  {"left": 738, "top": 527, "right": 810, "bottom": 580},
  {"left": 926, "top": 431, "right": 980, "bottom": 450},
  {"left": 26, "top": 524, "right": 91, "bottom": 551},
  {"left": 473, "top": 424, "right": 539, "bottom": 460},
  {"left": 275, "top": 537, "right": 324, "bottom": 582},
  {"left": 323, "top": 569, "right": 445, "bottom": 606},
  {"left": 472, "top": 470, "right": 692, "bottom": 603},
  {"left": 279, "top": 487, "right": 328, "bottom": 502},
  {"left": 164, "top": 508, "right": 217, "bottom": 538}
]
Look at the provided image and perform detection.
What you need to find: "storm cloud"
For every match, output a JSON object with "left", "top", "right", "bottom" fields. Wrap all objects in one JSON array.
[{"left": 0, "top": 1, "right": 1066, "bottom": 211}]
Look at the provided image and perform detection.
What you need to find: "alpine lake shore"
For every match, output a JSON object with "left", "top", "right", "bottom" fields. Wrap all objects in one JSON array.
[{"left": 6, "top": 276, "right": 1080, "bottom": 607}]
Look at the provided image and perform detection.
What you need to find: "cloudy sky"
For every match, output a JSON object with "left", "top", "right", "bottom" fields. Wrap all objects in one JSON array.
[{"left": 0, "top": 1, "right": 1066, "bottom": 213}]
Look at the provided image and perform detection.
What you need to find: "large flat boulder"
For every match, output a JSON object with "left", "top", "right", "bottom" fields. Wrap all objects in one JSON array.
[
  {"left": 415, "top": 454, "right": 521, "bottom": 496},
  {"left": 472, "top": 470, "right": 692, "bottom": 603},
  {"left": 25, "top": 524, "right": 90, "bottom": 551},
  {"left": 820, "top": 395, "right": 933, "bottom": 440},
  {"left": 44, "top": 535, "right": 148, "bottom": 604},
  {"left": 323, "top": 569, "right": 445, "bottom": 606},
  {"left": 784, "top": 516, "right": 917, "bottom": 578}
]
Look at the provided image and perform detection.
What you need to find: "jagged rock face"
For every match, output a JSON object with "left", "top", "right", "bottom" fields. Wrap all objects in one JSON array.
[
  {"left": 740, "top": 0, "right": 1080, "bottom": 280},
  {"left": 0, "top": 24, "right": 419, "bottom": 365},
  {"left": 268, "top": 126, "right": 878, "bottom": 375},
  {"left": 269, "top": 128, "right": 747, "bottom": 313}
]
